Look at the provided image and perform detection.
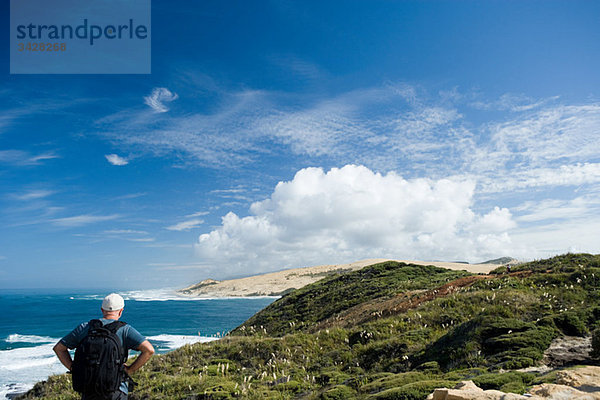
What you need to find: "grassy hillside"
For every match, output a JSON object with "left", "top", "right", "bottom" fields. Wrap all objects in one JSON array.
[
  {"left": 19, "top": 254, "right": 600, "bottom": 400},
  {"left": 232, "top": 262, "right": 471, "bottom": 337}
]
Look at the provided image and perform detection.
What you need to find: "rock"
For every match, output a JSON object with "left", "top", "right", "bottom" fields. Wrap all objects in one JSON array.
[
  {"left": 453, "top": 381, "right": 482, "bottom": 391},
  {"left": 554, "top": 366, "right": 600, "bottom": 391},
  {"left": 427, "top": 371, "right": 600, "bottom": 400},
  {"left": 427, "top": 381, "right": 532, "bottom": 400},
  {"left": 543, "top": 336, "right": 593, "bottom": 367},
  {"left": 529, "top": 383, "right": 600, "bottom": 399}
]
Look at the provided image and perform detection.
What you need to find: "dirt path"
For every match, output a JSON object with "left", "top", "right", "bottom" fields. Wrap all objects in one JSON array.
[{"left": 314, "top": 271, "right": 533, "bottom": 330}]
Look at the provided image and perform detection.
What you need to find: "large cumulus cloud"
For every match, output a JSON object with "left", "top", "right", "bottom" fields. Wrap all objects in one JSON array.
[{"left": 196, "top": 165, "right": 517, "bottom": 274}]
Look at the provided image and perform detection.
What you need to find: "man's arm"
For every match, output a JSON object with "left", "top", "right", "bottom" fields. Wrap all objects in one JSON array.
[
  {"left": 53, "top": 342, "right": 73, "bottom": 371},
  {"left": 124, "top": 340, "right": 154, "bottom": 374}
]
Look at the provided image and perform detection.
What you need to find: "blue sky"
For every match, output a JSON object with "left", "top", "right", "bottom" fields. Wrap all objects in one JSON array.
[{"left": 1, "top": 0, "right": 600, "bottom": 289}]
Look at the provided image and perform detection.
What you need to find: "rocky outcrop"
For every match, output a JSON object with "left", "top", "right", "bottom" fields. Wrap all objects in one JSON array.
[
  {"left": 427, "top": 381, "right": 529, "bottom": 400},
  {"left": 555, "top": 366, "right": 600, "bottom": 392},
  {"left": 543, "top": 336, "right": 593, "bottom": 367},
  {"left": 427, "top": 367, "right": 600, "bottom": 400},
  {"left": 529, "top": 383, "right": 600, "bottom": 399}
]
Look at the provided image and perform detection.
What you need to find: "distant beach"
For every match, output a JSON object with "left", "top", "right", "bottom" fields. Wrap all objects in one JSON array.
[{"left": 178, "top": 259, "right": 504, "bottom": 297}]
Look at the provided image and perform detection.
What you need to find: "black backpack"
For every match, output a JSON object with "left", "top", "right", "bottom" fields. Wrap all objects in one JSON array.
[{"left": 71, "top": 319, "right": 128, "bottom": 398}]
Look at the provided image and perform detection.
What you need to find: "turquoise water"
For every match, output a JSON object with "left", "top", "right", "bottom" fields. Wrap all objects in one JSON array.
[{"left": 0, "top": 289, "right": 275, "bottom": 399}]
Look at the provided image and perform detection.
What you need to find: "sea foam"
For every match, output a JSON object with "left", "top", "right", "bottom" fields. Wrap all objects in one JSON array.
[
  {"left": 0, "top": 339, "right": 66, "bottom": 400},
  {"left": 71, "top": 289, "right": 278, "bottom": 302},
  {"left": 5, "top": 334, "right": 55, "bottom": 344},
  {"left": 146, "top": 334, "right": 218, "bottom": 351},
  {"left": 0, "top": 333, "right": 217, "bottom": 399}
]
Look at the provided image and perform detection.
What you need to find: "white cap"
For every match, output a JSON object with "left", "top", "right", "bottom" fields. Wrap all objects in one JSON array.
[{"left": 102, "top": 293, "right": 124, "bottom": 311}]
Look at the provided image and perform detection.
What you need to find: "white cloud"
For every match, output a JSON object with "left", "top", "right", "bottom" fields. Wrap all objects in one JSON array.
[
  {"left": 102, "top": 84, "right": 463, "bottom": 169},
  {"left": 105, "top": 154, "right": 129, "bottom": 166},
  {"left": 474, "top": 207, "right": 517, "bottom": 232},
  {"left": 103, "top": 229, "right": 149, "bottom": 235},
  {"left": 477, "top": 163, "right": 600, "bottom": 193},
  {"left": 144, "top": 87, "right": 178, "bottom": 113},
  {"left": 112, "top": 192, "right": 147, "bottom": 200},
  {"left": 13, "top": 190, "right": 55, "bottom": 201},
  {"left": 514, "top": 196, "right": 600, "bottom": 223},
  {"left": 471, "top": 93, "right": 560, "bottom": 112},
  {"left": 103, "top": 82, "right": 600, "bottom": 195},
  {"left": 195, "top": 165, "right": 517, "bottom": 275},
  {"left": 471, "top": 104, "right": 600, "bottom": 174},
  {"left": 509, "top": 217, "right": 600, "bottom": 259},
  {"left": 100, "top": 89, "right": 266, "bottom": 167},
  {"left": 0, "top": 150, "right": 59, "bottom": 166},
  {"left": 167, "top": 219, "right": 205, "bottom": 231},
  {"left": 127, "top": 237, "right": 155, "bottom": 242},
  {"left": 185, "top": 211, "right": 210, "bottom": 218},
  {"left": 51, "top": 214, "right": 119, "bottom": 227}
]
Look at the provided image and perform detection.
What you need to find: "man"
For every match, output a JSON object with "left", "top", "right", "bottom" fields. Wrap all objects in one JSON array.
[{"left": 53, "top": 293, "right": 155, "bottom": 400}]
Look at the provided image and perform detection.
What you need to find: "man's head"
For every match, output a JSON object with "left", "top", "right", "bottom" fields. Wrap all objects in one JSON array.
[{"left": 101, "top": 293, "right": 124, "bottom": 319}]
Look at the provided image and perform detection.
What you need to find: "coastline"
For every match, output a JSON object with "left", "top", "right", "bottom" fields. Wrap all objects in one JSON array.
[
  {"left": 0, "top": 292, "right": 272, "bottom": 400},
  {"left": 177, "top": 258, "right": 506, "bottom": 298}
]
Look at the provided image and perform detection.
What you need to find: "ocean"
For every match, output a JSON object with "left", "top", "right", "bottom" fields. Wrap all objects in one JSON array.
[{"left": 0, "top": 289, "right": 275, "bottom": 399}]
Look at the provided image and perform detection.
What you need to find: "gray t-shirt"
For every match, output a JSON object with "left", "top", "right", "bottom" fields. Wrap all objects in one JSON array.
[{"left": 60, "top": 318, "right": 146, "bottom": 394}]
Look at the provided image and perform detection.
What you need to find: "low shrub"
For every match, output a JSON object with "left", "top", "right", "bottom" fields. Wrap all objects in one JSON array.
[
  {"left": 592, "top": 327, "right": 600, "bottom": 359},
  {"left": 360, "top": 371, "right": 430, "bottom": 394},
  {"left": 356, "top": 338, "right": 409, "bottom": 371},
  {"left": 473, "top": 371, "right": 534, "bottom": 391},
  {"left": 415, "top": 361, "right": 440, "bottom": 374},
  {"left": 553, "top": 312, "right": 587, "bottom": 336},
  {"left": 320, "top": 384, "right": 357, "bottom": 400}
]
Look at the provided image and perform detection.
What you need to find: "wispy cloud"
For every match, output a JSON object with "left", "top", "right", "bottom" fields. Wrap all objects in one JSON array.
[
  {"left": 185, "top": 211, "right": 210, "bottom": 218},
  {"left": 514, "top": 196, "right": 600, "bottom": 223},
  {"left": 50, "top": 214, "right": 120, "bottom": 227},
  {"left": 13, "top": 190, "right": 55, "bottom": 201},
  {"left": 472, "top": 104, "right": 600, "bottom": 173},
  {"left": 112, "top": 192, "right": 147, "bottom": 201},
  {"left": 269, "top": 54, "right": 327, "bottom": 82},
  {"left": 105, "top": 154, "right": 129, "bottom": 166},
  {"left": 471, "top": 93, "right": 560, "bottom": 112},
  {"left": 166, "top": 219, "right": 205, "bottom": 231},
  {"left": 478, "top": 163, "right": 600, "bottom": 193},
  {"left": 0, "top": 150, "right": 59, "bottom": 166},
  {"left": 210, "top": 187, "right": 254, "bottom": 201},
  {"left": 103, "top": 229, "right": 148, "bottom": 235},
  {"left": 210, "top": 188, "right": 246, "bottom": 194},
  {"left": 144, "top": 87, "right": 178, "bottom": 113},
  {"left": 100, "top": 81, "right": 600, "bottom": 195},
  {"left": 126, "top": 237, "right": 155, "bottom": 242}
]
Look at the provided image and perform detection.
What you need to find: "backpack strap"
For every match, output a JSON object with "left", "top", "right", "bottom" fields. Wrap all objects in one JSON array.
[
  {"left": 88, "top": 319, "right": 103, "bottom": 330},
  {"left": 104, "top": 321, "right": 128, "bottom": 363}
]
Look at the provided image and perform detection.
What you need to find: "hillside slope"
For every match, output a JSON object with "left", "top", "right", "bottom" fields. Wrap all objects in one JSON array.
[
  {"left": 177, "top": 259, "right": 501, "bottom": 297},
  {"left": 20, "top": 254, "right": 600, "bottom": 400},
  {"left": 232, "top": 262, "right": 471, "bottom": 336}
]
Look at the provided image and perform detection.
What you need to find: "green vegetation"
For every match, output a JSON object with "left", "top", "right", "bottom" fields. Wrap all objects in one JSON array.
[
  {"left": 19, "top": 254, "right": 600, "bottom": 400},
  {"left": 592, "top": 327, "right": 600, "bottom": 359},
  {"left": 233, "top": 262, "right": 471, "bottom": 337}
]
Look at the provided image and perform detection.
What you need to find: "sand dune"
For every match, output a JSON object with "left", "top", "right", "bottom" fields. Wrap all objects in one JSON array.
[{"left": 177, "top": 259, "right": 508, "bottom": 297}]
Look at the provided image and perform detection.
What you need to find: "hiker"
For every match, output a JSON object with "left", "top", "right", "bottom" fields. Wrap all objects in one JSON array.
[{"left": 53, "top": 293, "right": 155, "bottom": 399}]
